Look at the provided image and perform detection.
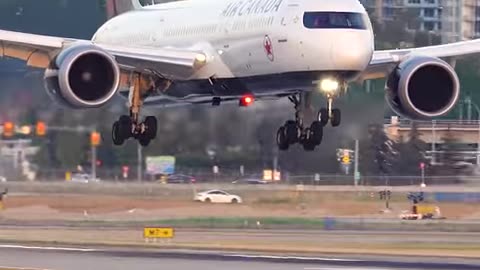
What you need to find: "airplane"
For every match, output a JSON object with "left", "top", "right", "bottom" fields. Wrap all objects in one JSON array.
[{"left": 1, "top": 0, "right": 480, "bottom": 151}]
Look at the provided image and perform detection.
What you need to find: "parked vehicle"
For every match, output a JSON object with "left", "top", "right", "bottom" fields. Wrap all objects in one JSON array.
[
  {"left": 194, "top": 190, "right": 242, "bottom": 204},
  {"left": 70, "top": 173, "right": 100, "bottom": 183},
  {"left": 165, "top": 174, "right": 196, "bottom": 184},
  {"left": 232, "top": 178, "right": 268, "bottom": 185}
]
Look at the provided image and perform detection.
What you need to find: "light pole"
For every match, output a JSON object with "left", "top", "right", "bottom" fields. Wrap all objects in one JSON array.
[
  {"left": 137, "top": 143, "right": 143, "bottom": 182},
  {"left": 420, "top": 162, "right": 426, "bottom": 187},
  {"left": 354, "top": 139, "right": 360, "bottom": 186}
]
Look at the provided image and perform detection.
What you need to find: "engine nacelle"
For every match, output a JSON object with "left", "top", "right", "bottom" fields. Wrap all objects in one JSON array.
[
  {"left": 44, "top": 43, "right": 120, "bottom": 108},
  {"left": 385, "top": 56, "right": 460, "bottom": 119}
]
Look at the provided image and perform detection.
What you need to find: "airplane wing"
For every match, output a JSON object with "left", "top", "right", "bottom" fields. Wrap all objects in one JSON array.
[
  {"left": 0, "top": 29, "right": 207, "bottom": 80},
  {"left": 364, "top": 39, "right": 480, "bottom": 80}
]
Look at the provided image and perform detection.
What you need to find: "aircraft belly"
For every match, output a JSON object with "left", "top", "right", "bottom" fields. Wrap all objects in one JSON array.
[{"left": 142, "top": 70, "right": 359, "bottom": 106}]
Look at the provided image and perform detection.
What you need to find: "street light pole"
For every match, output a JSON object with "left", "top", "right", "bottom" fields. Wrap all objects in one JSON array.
[
  {"left": 91, "top": 144, "right": 97, "bottom": 180},
  {"left": 354, "top": 139, "right": 359, "bottom": 186},
  {"left": 137, "top": 143, "right": 143, "bottom": 182}
]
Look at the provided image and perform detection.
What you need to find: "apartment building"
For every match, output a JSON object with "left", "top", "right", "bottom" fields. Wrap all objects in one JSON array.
[{"left": 361, "top": 0, "right": 480, "bottom": 43}]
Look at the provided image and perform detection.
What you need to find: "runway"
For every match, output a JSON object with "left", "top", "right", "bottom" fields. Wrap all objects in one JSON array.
[{"left": 0, "top": 244, "right": 479, "bottom": 270}]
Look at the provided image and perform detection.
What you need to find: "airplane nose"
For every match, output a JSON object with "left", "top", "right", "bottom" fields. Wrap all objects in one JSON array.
[{"left": 331, "top": 31, "right": 373, "bottom": 71}]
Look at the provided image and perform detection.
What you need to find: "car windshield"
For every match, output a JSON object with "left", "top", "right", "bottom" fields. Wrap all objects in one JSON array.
[{"left": 303, "top": 11, "right": 367, "bottom": 29}]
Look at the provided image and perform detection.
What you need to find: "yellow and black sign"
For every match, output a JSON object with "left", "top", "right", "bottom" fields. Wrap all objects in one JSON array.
[{"left": 144, "top": 227, "right": 174, "bottom": 239}]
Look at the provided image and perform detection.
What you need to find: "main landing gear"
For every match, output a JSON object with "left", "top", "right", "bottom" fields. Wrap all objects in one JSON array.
[
  {"left": 276, "top": 93, "right": 342, "bottom": 151},
  {"left": 112, "top": 73, "right": 158, "bottom": 147}
]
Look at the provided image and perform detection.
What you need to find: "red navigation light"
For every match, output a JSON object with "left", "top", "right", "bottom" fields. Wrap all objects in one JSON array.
[
  {"left": 239, "top": 95, "right": 254, "bottom": 107},
  {"left": 420, "top": 162, "right": 425, "bottom": 169}
]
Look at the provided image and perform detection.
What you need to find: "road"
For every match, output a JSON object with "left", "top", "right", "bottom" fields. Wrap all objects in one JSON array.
[{"left": 0, "top": 244, "right": 479, "bottom": 270}]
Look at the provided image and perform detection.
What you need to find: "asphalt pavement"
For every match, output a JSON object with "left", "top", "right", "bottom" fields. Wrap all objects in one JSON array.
[{"left": 0, "top": 244, "right": 479, "bottom": 270}]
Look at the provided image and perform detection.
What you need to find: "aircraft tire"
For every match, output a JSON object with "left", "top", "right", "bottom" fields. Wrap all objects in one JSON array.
[
  {"left": 318, "top": 108, "right": 329, "bottom": 126},
  {"left": 277, "top": 127, "right": 289, "bottom": 151},
  {"left": 144, "top": 116, "right": 158, "bottom": 140},
  {"left": 112, "top": 121, "right": 124, "bottom": 146},
  {"left": 331, "top": 109, "right": 341, "bottom": 127},
  {"left": 309, "top": 121, "right": 323, "bottom": 145}
]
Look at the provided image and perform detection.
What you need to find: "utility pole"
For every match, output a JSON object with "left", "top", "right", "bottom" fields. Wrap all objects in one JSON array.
[
  {"left": 431, "top": 120, "right": 436, "bottom": 164},
  {"left": 137, "top": 143, "right": 143, "bottom": 182},
  {"left": 90, "top": 131, "right": 100, "bottom": 180},
  {"left": 354, "top": 139, "right": 360, "bottom": 186},
  {"left": 466, "top": 96, "right": 472, "bottom": 121},
  {"left": 91, "top": 144, "right": 97, "bottom": 180}
]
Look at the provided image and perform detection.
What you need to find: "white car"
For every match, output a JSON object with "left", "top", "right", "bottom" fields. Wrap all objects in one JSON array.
[{"left": 194, "top": 190, "right": 242, "bottom": 204}]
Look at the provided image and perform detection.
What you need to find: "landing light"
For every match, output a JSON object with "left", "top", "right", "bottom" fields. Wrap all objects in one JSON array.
[
  {"left": 319, "top": 78, "right": 339, "bottom": 93},
  {"left": 195, "top": 54, "right": 207, "bottom": 64}
]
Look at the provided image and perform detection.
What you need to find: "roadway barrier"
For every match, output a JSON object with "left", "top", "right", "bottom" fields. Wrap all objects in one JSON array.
[{"left": 433, "top": 192, "right": 480, "bottom": 202}]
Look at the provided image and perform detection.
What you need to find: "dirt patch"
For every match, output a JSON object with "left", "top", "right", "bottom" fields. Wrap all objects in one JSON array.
[{"left": 0, "top": 194, "right": 478, "bottom": 222}]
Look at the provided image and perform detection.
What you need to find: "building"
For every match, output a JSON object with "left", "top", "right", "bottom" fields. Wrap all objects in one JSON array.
[{"left": 360, "top": 0, "right": 480, "bottom": 43}]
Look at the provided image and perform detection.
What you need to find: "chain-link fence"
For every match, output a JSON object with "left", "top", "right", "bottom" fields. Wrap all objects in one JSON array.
[{"left": 29, "top": 167, "right": 480, "bottom": 186}]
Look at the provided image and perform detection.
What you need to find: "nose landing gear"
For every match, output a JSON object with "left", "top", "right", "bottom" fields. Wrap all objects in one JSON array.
[{"left": 318, "top": 97, "right": 341, "bottom": 127}]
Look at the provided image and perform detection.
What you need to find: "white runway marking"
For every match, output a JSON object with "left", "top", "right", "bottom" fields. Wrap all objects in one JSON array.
[
  {"left": 0, "top": 244, "right": 96, "bottom": 252},
  {"left": 0, "top": 265, "right": 51, "bottom": 270}
]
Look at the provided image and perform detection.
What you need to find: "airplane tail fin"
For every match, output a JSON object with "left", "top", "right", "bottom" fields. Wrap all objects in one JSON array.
[{"left": 106, "top": 0, "right": 143, "bottom": 19}]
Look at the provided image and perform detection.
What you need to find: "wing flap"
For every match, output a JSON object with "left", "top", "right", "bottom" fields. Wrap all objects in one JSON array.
[
  {"left": 0, "top": 29, "right": 207, "bottom": 79},
  {"left": 101, "top": 44, "right": 207, "bottom": 80},
  {"left": 0, "top": 30, "right": 69, "bottom": 68}
]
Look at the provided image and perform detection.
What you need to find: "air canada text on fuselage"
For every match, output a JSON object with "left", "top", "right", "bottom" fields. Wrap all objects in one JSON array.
[{"left": 221, "top": 0, "right": 284, "bottom": 17}]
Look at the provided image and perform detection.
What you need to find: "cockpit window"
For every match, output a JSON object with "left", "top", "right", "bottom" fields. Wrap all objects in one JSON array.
[{"left": 303, "top": 12, "right": 367, "bottom": 30}]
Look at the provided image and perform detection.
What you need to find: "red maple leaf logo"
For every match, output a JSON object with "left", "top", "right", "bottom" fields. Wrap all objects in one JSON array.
[{"left": 264, "top": 35, "right": 274, "bottom": 62}]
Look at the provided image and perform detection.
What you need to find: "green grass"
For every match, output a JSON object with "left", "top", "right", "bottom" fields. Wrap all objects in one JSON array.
[
  {"left": 69, "top": 217, "right": 326, "bottom": 229},
  {"left": 253, "top": 197, "right": 295, "bottom": 204},
  {"left": 149, "top": 217, "right": 326, "bottom": 228}
]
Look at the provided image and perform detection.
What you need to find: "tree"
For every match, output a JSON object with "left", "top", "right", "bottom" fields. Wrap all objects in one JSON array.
[
  {"left": 433, "top": 128, "right": 464, "bottom": 178},
  {"left": 361, "top": 124, "right": 399, "bottom": 178},
  {"left": 396, "top": 122, "right": 428, "bottom": 176}
]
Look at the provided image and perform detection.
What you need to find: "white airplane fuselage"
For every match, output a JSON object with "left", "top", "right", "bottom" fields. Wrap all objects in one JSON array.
[{"left": 92, "top": 0, "right": 374, "bottom": 102}]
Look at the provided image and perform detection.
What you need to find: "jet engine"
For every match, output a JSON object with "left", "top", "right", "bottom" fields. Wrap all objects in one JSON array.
[
  {"left": 44, "top": 43, "right": 120, "bottom": 108},
  {"left": 385, "top": 56, "right": 460, "bottom": 119}
]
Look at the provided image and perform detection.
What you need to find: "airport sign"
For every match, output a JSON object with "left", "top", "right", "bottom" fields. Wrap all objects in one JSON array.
[{"left": 143, "top": 227, "right": 174, "bottom": 239}]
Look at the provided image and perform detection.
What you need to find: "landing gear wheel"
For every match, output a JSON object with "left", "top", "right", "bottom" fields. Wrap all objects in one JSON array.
[
  {"left": 285, "top": 120, "right": 300, "bottom": 144},
  {"left": 318, "top": 108, "right": 329, "bottom": 126},
  {"left": 112, "top": 122, "right": 124, "bottom": 146},
  {"left": 138, "top": 135, "right": 151, "bottom": 147},
  {"left": 302, "top": 139, "right": 316, "bottom": 151},
  {"left": 309, "top": 121, "right": 323, "bottom": 145},
  {"left": 144, "top": 116, "right": 158, "bottom": 140},
  {"left": 277, "top": 127, "right": 289, "bottom": 151},
  {"left": 331, "top": 109, "right": 341, "bottom": 127},
  {"left": 112, "top": 115, "right": 133, "bottom": 146},
  {"left": 118, "top": 115, "right": 133, "bottom": 139}
]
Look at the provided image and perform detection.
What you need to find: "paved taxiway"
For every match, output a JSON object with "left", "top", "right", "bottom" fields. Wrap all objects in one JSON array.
[{"left": 0, "top": 244, "right": 479, "bottom": 270}]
